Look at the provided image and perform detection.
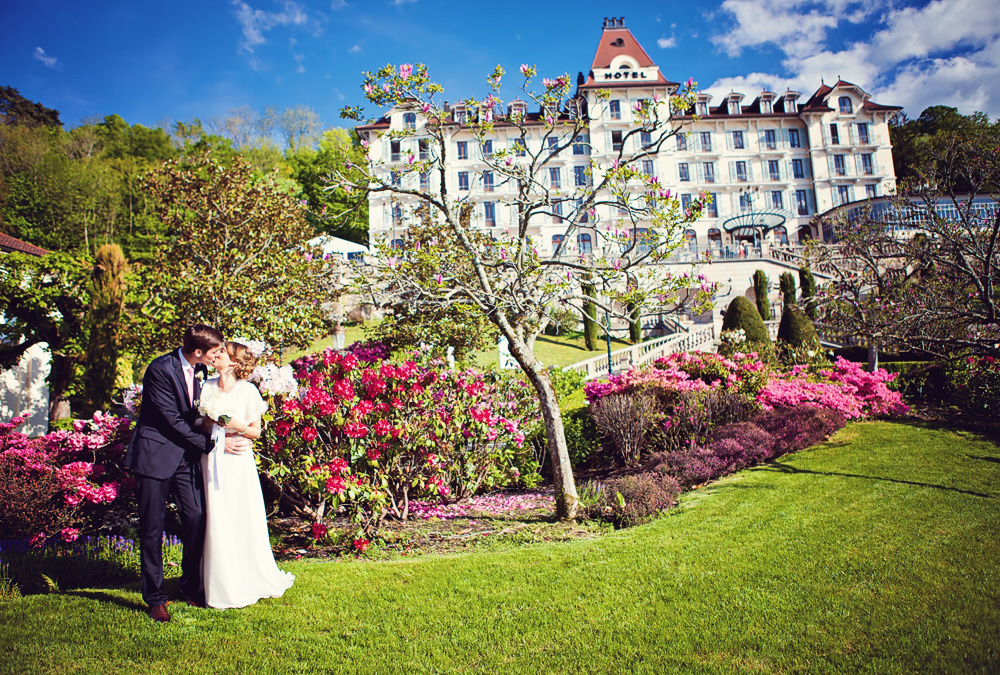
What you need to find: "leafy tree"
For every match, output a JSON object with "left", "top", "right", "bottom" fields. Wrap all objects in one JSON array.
[
  {"left": 0, "top": 252, "right": 90, "bottom": 422},
  {"left": 126, "top": 153, "right": 339, "bottom": 364},
  {"left": 0, "top": 86, "right": 61, "bottom": 127},
  {"left": 753, "top": 270, "right": 771, "bottom": 320},
  {"left": 267, "top": 105, "right": 323, "bottom": 152},
  {"left": 84, "top": 244, "right": 128, "bottom": 415},
  {"left": 338, "top": 63, "right": 715, "bottom": 518}
]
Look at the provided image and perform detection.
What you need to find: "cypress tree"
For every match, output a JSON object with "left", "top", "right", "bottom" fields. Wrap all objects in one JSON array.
[
  {"left": 779, "top": 272, "right": 797, "bottom": 307},
  {"left": 753, "top": 270, "right": 771, "bottom": 321},
  {"left": 799, "top": 265, "right": 818, "bottom": 319},
  {"left": 582, "top": 280, "right": 599, "bottom": 351},
  {"left": 85, "top": 244, "right": 128, "bottom": 415}
]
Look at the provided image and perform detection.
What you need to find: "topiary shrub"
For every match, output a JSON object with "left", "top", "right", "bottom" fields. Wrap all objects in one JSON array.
[
  {"left": 753, "top": 270, "right": 771, "bottom": 320},
  {"left": 752, "top": 405, "right": 846, "bottom": 457},
  {"left": 779, "top": 272, "right": 797, "bottom": 307},
  {"left": 776, "top": 304, "right": 819, "bottom": 347},
  {"left": 721, "top": 296, "right": 770, "bottom": 344},
  {"left": 589, "top": 471, "right": 681, "bottom": 528},
  {"left": 799, "top": 265, "right": 818, "bottom": 319}
]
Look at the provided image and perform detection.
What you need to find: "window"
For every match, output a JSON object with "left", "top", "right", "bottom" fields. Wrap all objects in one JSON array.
[
  {"left": 483, "top": 171, "right": 495, "bottom": 192},
  {"left": 839, "top": 96, "right": 853, "bottom": 114},
  {"left": 857, "top": 123, "right": 870, "bottom": 144},
  {"left": 484, "top": 201, "right": 495, "bottom": 226},
  {"left": 681, "top": 194, "right": 692, "bottom": 210},
  {"left": 861, "top": 154, "right": 874, "bottom": 175},
  {"left": 676, "top": 134, "right": 688, "bottom": 151},
  {"left": 789, "top": 129, "right": 801, "bottom": 148},
  {"left": 829, "top": 124, "right": 840, "bottom": 145},
  {"left": 573, "top": 134, "right": 589, "bottom": 155},
  {"left": 454, "top": 108, "right": 467, "bottom": 124},
  {"left": 640, "top": 131, "right": 652, "bottom": 148},
  {"left": 866, "top": 184, "right": 877, "bottom": 199},
  {"left": 707, "top": 193, "right": 718, "bottom": 218},
  {"left": 391, "top": 140, "right": 401, "bottom": 162},
  {"left": 684, "top": 229, "right": 697, "bottom": 248},
  {"left": 577, "top": 233, "right": 593, "bottom": 254},
  {"left": 609, "top": 100, "right": 621, "bottom": 120},
  {"left": 642, "top": 160, "right": 654, "bottom": 177},
  {"left": 696, "top": 101, "right": 709, "bottom": 116},
  {"left": 548, "top": 137, "right": 559, "bottom": 155},
  {"left": 514, "top": 138, "right": 526, "bottom": 157},
  {"left": 838, "top": 185, "right": 851, "bottom": 205},
  {"left": 760, "top": 99, "right": 772, "bottom": 114},
  {"left": 390, "top": 170, "right": 401, "bottom": 187},
  {"left": 785, "top": 98, "right": 797, "bottom": 114},
  {"left": 419, "top": 139, "right": 429, "bottom": 160},
  {"left": 739, "top": 192, "right": 751, "bottom": 211},
  {"left": 458, "top": 171, "right": 469, "bottom": 191},
  {"left": 574, "top": 165, "right": 589, "bottom": 187},
  {"left": 768, "top": 160, "right": 780, "bottom": 181},
  {"left": 764, "top": 129, "right": 776, "bottom": 150},
  {"left": 403, "top": 112, "right": 416, "bottom": 129},
  {"left": 703, "top": 162, "right": 715, "bottom": 183},
  {"left": 708, "top": 227, "right": 722, "bottom": 244},
  {"left": 700, "top": 132, "right": 712, "bottom": 152},
  {"left": 551, "top": 234, "right": 565, "bottom": 253},
  {"left": 792, "top": 159, "right": 805, "bottom": 179},
  {"left": 728, "top": 99, "right": 740, "bottom": 115},
  {"left": 736, "top": 160, "right": 748, "bottom": 182},
  {"left": 796, "top": 190, "right": 809, "bottom": 215},
  {"left": 549, "top": 167, "right": 561, "bottom": 189},
  {"left": 833, "top": 155, "right": 846, "bottom": 176},
  {"left": 612, "top": 130, "right": 624, "bottom": 151},
  {"left": 392, "top": 205, "right": 403, "bottom": 225},
  {"left": 419, "top": 171, "right": 430, "bottom": 190},
  {"left": 482, "top": 140, "right": 492, "bottom": 156},
  {"left": 552, "top": 199, "right": 563, "bottom": 223},
  {"left": 732, "top": 131, "right": 744, "bottom": 149},
  {"left": 390, "top": 238, "right": 404, "bottom": 249},
  {"left": 457, "top": 141, "right": 468, "bottom": 160},
  {"left": 678, "top": 163, "right": 690, "bottom": 182},
  {"left": 634, "top": 228, "right": 652, "bottom": 254},
  {"left": 770, "top": 191, "right": 783, "bottom": 209},
  {"left": 774, "top": 226, "right": 788, "bottom": 245}
]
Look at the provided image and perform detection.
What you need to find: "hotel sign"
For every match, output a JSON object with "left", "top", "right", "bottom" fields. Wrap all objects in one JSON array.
[{"left": 594, "top": 67, "right": 660, "bottom": 82}]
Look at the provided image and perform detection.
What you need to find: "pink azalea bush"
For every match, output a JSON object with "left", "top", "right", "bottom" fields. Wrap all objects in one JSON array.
[
  {"left": 0, "top": 412, "right": 133, "bottom": 546},
  {"left": 259, "top": 348, "right": 541, "bottom": 533}
]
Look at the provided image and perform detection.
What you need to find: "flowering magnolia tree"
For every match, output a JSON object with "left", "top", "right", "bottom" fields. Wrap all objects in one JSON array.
[
  {"left": 337, "top": 63, "right": 716, "bottom": 518},
  {"left": 816, "top": 125, "right": 1000, "bottom": 363},
  {"left": 257, "top": 347, "right": 540, "bottom": 532}
]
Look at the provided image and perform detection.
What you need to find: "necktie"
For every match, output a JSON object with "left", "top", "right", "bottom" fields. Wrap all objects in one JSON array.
[{"left": 184, "top": 366, "right": 194, "bottom": 405}]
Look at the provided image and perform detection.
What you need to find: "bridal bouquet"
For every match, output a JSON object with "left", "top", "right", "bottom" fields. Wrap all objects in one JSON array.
[{"left": 198, "top": 385, "right": 240, "bottom": 425}]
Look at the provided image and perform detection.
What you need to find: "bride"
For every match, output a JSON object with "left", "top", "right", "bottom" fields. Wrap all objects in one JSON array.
[{"left": 198, "top": 340, "right": 294, "bottom": 609}]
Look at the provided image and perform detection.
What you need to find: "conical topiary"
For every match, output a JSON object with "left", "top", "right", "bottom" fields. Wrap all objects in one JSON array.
[
  {"left": 779, "top": 272, "right": 797, "bottom": 307},
  {"left": 753, "top": 270, "right": 771, "bottom": 321},
  {"left": 776, "top": 303, "right": 819, "bottom": 346},
  {"left": 799, "top": 265, "right": 818, "bottom": 319},
  {"left": 721, "top": 295, "right": 770, "bottom": 344},
  {"left": 582, "top": 280, "right": 599, "bottom": 351}
]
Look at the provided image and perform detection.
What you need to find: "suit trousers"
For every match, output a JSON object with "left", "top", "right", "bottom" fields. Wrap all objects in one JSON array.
[{"left": 135, "top": 459, "right": 205, "bottom": 607}]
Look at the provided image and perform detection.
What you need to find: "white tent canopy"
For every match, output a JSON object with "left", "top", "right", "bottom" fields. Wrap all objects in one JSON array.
[{"left": 310, "top": 235, "right": 369, "bottom": 261}]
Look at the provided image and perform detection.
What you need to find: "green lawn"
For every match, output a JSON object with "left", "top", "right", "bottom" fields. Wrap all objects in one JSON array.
[{"left": 2, "top": 420, "right": 998, "bottom": 674}]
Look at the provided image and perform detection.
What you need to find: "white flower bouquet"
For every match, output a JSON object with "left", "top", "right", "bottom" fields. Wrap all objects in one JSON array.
[{"left": 198, "top": 385, "right": 240, "bottom": 425}]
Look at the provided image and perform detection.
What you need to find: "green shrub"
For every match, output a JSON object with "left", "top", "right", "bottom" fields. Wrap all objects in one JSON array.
[
  {"left": 721, "top": 296, "right": 770, "bottom": 344},
  {"left": 753, "top": 270, "right": 771, "bottom": 320},
  {"left": 779, "top": 272, "right": 797, "bottom": 307},
  {"left": 776, "top": 304, "right": 819, "bottom": 346},
  {"left": 588, "top": 471, "right": 681, "bottom": 528},
  {"left": 799, "top": 265, "right": 818, "bottom": 319},
  {"left": 582, "top": 281, "right": 599, "bottom": 351},
  {"left": 882, "top": 361, "right": 947, "bottom": 402}
]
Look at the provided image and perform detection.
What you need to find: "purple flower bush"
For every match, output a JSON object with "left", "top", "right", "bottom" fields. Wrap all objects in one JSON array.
[{"left": 587, "top": 472, "right": 682, "bottom": 528}]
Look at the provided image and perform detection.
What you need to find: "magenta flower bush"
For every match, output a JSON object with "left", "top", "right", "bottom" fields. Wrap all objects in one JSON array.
[
  {"left": 0, "top": 412, "right": 133, "bottom": 546},
  {"left": 758, "top": 358, "right": 909, "bottom": 418},
  {"left": 259, "top": 348, "right": 541, "bottom": 532}
]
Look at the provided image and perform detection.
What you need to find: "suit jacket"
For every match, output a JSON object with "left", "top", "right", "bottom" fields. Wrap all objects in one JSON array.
[{"left": 125, "top": 349, "right": 213, "bottom": 480}]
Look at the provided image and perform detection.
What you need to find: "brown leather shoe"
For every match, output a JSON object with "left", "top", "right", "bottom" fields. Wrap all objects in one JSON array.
[
  {"left": 180, "top": 592, "right": 206, "bottom": 608},
  {"left": 149, "top": 604, "right": 170, "bottom": 623}
]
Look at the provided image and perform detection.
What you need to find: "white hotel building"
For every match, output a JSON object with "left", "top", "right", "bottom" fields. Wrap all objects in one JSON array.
[{"left": 357, "top": 17, "right": 901, "bottom": 320}]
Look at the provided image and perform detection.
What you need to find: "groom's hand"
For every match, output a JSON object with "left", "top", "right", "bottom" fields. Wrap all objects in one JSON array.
[{"left": 224, "top": 436, "right": 252, "bottom": 454}]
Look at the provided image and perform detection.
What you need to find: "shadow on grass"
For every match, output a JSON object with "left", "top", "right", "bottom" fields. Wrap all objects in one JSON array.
[
  {"left": 758, "top": 461, "right": 994, "bottom": 499},
  {"left": 63, "top": 589, "right": 147, "bottom": 613}
]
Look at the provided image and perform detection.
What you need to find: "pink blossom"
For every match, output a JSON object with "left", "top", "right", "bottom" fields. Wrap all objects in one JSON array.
[
  {"left": 60, "top": 527, "right": 80, "bottom": 543},
  {"left": 399, "top": 63, "right": 413, "bottom": 79}
]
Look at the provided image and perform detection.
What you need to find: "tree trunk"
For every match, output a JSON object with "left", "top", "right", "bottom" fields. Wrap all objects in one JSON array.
[
  {"left": 503, "top": 333, "right": 578, "bottom": 520},
  {"left": 867, "top": 343, "right": 879, "bottom": 372},
  {"left": 47, "top": 355, "right": 75, "bottom": 424}
]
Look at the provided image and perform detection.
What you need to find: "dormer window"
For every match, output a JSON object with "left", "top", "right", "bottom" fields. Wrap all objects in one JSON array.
[
  {"left": 696, "top": 102, "right": 708, "bottom": 116},
  {"left": 760, "top": 99, "right": 772, "bottom": 114},
  {"left": 785, "top": 99, "right": 797, "bottom": 114},
  {"left": 839, "top": 96, "right": 853, "bottom": 114},
  {"left": 454, "top": 107, "right": 467, "bottom": 124},
  {"left": 728, "top": 100, "right": 740, "bottom": 115},
  {"left": 403, "top": 113, "right": 416, "bottom": 130},
  {"left": 510, "top": 101, "right": 527, "bottom": 118}
]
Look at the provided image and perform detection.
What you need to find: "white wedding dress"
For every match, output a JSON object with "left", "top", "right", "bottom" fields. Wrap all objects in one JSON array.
[{"left": 200, "top": 378, "right": 295, "bottom": 609}]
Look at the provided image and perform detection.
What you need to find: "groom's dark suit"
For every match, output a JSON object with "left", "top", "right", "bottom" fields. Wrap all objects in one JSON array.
[{"left": 125, "top": 349, "right": 213, "bottom": 607}]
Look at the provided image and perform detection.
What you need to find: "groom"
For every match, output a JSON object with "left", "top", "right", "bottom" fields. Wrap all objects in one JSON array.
[{"left": 125, "top": 324, "right": 247, "bottom": 622}]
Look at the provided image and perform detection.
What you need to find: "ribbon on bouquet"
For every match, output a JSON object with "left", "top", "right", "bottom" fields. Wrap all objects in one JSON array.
[{"left": 208, "top": 424, "right": 227, "bottom": 491}]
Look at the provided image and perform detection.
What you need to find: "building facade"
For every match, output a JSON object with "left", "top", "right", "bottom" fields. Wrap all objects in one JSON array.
[{"left": 358, "top": 17, "right": 901, "bottom": 259}]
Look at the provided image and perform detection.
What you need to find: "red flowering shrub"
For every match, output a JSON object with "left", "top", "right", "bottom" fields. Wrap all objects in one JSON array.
[
  {"left": 753, "top": 405, "right": 847, "bottom": 455},
  {"left": 589, "top": 471, "right": 682, "bottom": 528},
  {"left": 259, "top": 349, "right": 540, "bottom": 532},
  {"left": 0, "top": 412, "right": 133, "bottom": 545}
]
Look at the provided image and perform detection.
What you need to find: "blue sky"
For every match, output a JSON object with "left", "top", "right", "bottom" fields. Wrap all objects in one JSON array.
[{"left": 3, "top": 0, "right": 998, "bottom": 133}]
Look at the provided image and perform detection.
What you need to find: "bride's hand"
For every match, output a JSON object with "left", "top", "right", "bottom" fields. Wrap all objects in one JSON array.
[{"left": 223, "top": 416, "right": 249, "bottom": 435}]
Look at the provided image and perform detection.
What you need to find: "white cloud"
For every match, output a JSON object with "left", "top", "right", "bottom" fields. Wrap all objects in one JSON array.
[
  {"left": 657, "top": 36, "right": 676, "bottom": 49},
  {"left": 330, "top": 0, "right": 347, "bottom": 8},
  {"left": 231, "top": 0, "right": 308, "bottom": 56},
  {"left": 349, "top": 44, "right": 361, "bottom": 53},
  {"left": 392, "top": 0, "right": 417, "bottom": 5},
  {"left": 709, "top": 0, "right": 1000, "bottom": 118},
  {"left": 33, "top": 47, "right": 58, "bottom": 68}
]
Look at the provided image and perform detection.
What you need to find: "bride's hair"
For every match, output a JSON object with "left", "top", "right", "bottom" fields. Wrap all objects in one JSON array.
[{"left": 226, "top": 341, "right": 257, "bottom": 380}]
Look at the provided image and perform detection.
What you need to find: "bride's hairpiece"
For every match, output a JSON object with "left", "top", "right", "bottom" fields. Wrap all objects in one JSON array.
[{"left": 230, "top": 337, "right": 269, "bottom": 358}]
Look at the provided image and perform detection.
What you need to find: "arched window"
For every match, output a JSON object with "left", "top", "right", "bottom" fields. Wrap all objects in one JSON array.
[
  {"left": 633, "top": 228, "right": 651, "bottom": 253},
  {"left": 390, "top": 238, "right": 404, "bottom": 249},
  {"left": 577, "top": 233, "right": 593, "bottom": 254},
  {"left": 403, "top": 112, "right": 416, "bottom": 129},
  {"left": 707, "top": 228, "right": 722, "bottom": 244},
  {"left": 684, "top": 229, "right": 698, "bottom": 248},
  {"left": 838, "top": 96, "right": 853, "bottom": 114},
  {"left": 773, "top": 226, "right": 788, "bottom": 245},
  {"left": 551, "top": 234, "right": 565, "bottom": 253}
]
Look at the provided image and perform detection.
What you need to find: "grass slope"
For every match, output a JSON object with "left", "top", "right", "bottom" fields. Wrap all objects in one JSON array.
[{"left": 2, "top": 421, "right": 998, "bottom": 674}]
